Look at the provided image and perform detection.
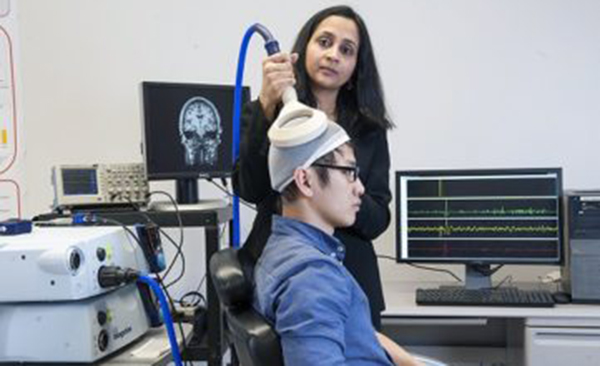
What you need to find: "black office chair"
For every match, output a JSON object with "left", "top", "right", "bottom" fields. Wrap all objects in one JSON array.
[
  {"left": 209, "top": 248, "right": 447, "bottom": 366},
  {"left": 209, "top": 247, "right": 283, "bottom": 366}
]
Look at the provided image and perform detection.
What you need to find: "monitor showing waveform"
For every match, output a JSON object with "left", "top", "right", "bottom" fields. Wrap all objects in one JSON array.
[{"left": 396, "top": 168, "right": 563, "bottom": 264}]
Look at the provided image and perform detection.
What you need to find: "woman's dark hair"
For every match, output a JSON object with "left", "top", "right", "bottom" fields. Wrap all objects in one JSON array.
[{"left": 291, "top": 5, "right": 394, "bottom": 135}]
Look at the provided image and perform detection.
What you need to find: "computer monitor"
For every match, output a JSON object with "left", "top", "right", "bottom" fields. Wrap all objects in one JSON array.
[
  {"left": 395, "top": 168, "right": 563, "bottom": 289},
  {"left": 141, "top": 82, "right": 250, "bottom": 204}
]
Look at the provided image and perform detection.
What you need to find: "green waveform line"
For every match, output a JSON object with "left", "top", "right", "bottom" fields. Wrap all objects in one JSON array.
[
  {"left": 408, "top": 225, "right": 559, "bottom": 235},
  {"left": 409, "top": 207, "right": 556, "bottom": 217}
]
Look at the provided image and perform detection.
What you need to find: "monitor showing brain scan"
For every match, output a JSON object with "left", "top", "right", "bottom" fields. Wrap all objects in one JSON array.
[
  {"left": 142, "top": 82, "right": 250, "bottom": 180},
  {"left": 179, "top": 96, "right": 222, "bottom": 167}
]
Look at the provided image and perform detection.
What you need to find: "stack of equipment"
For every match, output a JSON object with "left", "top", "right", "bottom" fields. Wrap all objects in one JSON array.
[{"left": 0, "top": 226, "right": 152, "bottom": 363}]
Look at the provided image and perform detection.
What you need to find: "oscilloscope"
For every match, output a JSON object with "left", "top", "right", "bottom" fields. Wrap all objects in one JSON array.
[
  {"left": 52, "top": 163, "right": 149, "bottom": 209},
  {"left": 395, "top": 168, "right": 563, "bottom": 289}
]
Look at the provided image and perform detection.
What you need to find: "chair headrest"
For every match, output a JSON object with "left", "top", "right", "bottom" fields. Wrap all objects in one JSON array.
[{"left": 209, "top": 248, "right": 253, "bottom": 309}]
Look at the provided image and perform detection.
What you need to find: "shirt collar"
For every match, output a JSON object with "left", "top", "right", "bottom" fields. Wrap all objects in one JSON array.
[{"left": 272, "top": 215, "right": 346, "bottom": 262}]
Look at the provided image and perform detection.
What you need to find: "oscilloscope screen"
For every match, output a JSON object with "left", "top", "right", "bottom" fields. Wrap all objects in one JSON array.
[{"left": 395, "top": 168, "right": 563, "bottom": 264}]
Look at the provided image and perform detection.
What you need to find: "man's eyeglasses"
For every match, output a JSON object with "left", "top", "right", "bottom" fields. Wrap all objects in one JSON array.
[{"left": 312, "top": 163, "right": 360, "bottom": 182}]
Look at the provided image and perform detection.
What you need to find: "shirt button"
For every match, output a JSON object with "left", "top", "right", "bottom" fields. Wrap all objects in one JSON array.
[
  {"left": 330, "top": 253, "right": 337, "bottom": 258},
  {"left": 337, "top": 246, "right": 344, "bottom": 253}
]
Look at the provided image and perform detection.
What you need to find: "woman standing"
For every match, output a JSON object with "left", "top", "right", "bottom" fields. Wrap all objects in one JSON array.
[{"left": 234, "top": 5, "right": 393, "bottom": 329}]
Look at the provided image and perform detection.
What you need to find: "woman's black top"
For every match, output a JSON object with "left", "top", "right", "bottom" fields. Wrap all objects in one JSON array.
[{"left": 233, "top": 100, "right": 392, "bottom": 329}]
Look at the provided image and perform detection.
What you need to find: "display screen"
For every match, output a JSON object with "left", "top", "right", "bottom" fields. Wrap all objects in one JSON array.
[
  {"left": 396, "top": 168, "right": 563, "bottom": 264},
  {"left": 62, "top": 169, "right": 98, "bottom": 195},
  {"left": 141, "top": 82, "right": 250, "bottom": 180}
]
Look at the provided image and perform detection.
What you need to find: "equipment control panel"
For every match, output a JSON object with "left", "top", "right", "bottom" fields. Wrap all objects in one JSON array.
[{"left": 52, "top": 163, "right": 149, "bottom": 208}]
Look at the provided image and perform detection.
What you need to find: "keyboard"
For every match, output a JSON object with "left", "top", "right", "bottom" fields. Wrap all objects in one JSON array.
[{"left": 416, "top": 287, "right": 555, "bottom": 307}]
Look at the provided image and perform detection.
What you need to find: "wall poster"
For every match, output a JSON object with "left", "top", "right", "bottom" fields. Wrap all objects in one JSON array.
[{"left": 0, "top": 0, "right": 22, "bottom": 221}]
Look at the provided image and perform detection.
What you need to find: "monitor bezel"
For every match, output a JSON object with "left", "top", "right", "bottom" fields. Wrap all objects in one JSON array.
[
  {"left": 395, "top": 167, "right": 564, "bottom": 266},
  {"left": 140, "top": 81, "right": 250, "bottom": 181}
]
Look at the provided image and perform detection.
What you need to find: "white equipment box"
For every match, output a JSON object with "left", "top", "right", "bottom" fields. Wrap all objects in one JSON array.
[
  {"left": 0, "top": 226, "right": 148, "bottom": 302},
  {"left": 0, "top": 284, "right": 150, "bottom": 363}
]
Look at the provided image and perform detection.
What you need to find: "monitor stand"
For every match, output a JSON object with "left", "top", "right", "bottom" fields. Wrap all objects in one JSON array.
[
  {"left": 464, "top": 263, "right": 493, "bottom": 290},
  {"left": 148, "top": 177, "right": 229, "bottom": 212}
]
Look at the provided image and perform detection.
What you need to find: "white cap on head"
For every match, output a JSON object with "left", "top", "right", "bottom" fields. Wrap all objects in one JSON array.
[{"left": 268, "top": 120, "right": 350, "bottom": 192}]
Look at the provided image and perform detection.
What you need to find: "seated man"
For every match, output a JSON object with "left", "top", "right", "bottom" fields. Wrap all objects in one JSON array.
[{"left": 253, "top": 120, "right": 422, "bottom": 366}]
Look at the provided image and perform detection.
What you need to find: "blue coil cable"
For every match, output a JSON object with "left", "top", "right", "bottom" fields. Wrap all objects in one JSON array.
[
  {"left": 232, "top": 23, "right": 280, "bottom": 247},
  {"left": 137, "top": 275, "right": 183, "bottom": 366}
]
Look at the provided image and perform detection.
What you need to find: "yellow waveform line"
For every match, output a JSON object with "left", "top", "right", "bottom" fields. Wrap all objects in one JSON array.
[
  {"left": 1, "top": 128, "right": 7, "bottom": 144},
  {"left": 408, "top": 225, "right": 558, "bottom": 235}
]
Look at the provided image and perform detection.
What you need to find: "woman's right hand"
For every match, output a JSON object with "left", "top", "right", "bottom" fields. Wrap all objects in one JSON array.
[{"left": 259, "top": 52, "right": 298, "bottom": 121}]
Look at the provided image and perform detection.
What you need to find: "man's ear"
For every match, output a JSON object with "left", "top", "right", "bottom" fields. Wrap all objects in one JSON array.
[{"left": 292, "top": 168, "right": 315, "bottom": 197}]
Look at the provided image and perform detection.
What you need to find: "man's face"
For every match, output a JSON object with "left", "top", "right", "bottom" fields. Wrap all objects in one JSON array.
[{"left": 311, "top": 144, "right": 365, "bottom": 229}]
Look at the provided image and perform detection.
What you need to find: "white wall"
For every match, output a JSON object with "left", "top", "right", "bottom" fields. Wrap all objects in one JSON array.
[{"left": 16, "top": 0, "right": 600, "bottom": 286}]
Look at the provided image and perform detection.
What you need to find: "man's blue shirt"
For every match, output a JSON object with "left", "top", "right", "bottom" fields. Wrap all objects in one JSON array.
[{"left": 253, "top": 215, "right": 393, "bottom": 366}]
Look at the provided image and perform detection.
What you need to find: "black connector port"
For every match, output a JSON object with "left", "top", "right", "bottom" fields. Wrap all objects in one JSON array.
[{"left": 97, "top": 266, "right": 139, "bottom": 288}]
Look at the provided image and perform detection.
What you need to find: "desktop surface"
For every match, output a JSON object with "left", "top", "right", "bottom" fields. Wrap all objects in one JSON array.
[
  {"left": 382, "top": 279, "right": 600, "bottom": 366},
  {"left": 101, "top": 324, "right": 192, "bottom": 366},
  {"left": 382, "top": 280, "right": 600, "bottom": 320}
]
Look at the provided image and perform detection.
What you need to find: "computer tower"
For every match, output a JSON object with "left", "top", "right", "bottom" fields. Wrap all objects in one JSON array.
[{"left": 562, "top": 190, "right": 600, "bottom": 303}]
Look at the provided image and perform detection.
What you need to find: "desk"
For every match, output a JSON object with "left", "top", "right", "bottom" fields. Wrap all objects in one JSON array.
[
  {"left": 382, "top": 280, "right": 600, "bottom": 366},
  {"left": 102, "top": 324, "right": 192, "bottom": 366},
  {"left": 35, "top": 206, "right": 232, "bottom": 366}
]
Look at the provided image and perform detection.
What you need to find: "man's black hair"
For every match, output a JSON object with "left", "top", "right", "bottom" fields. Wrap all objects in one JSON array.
[{"left": 280, "top": 144, "right": 349, "bottom": 202}]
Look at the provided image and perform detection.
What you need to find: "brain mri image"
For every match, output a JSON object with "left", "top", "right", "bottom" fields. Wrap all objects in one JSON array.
[{"left": 179, "top": 96, "right": 222, "bottom": 167}]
